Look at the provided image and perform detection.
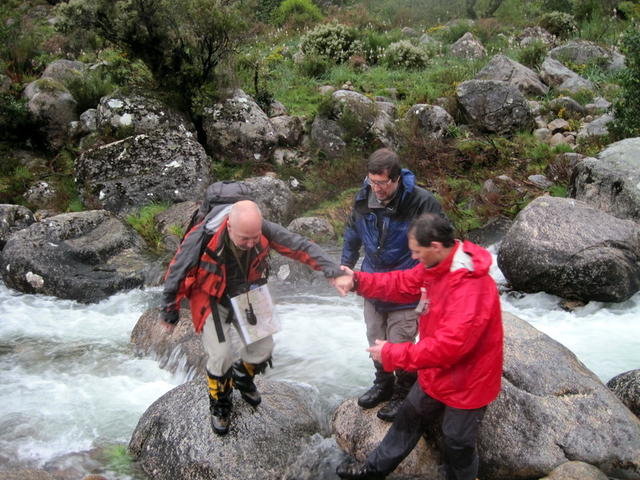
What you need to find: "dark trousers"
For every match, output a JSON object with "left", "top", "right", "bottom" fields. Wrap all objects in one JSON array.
[{"left": 366, "top": 383, "right": 486, "bottom": 480}]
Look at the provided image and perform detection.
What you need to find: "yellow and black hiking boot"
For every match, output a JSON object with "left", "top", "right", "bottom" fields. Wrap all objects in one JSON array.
[
  {"left": 207, "top": 372, "right": 233, "bottom": 435},
  {"left": 230, "top": 359, "right": 262, "bottom": 407}
]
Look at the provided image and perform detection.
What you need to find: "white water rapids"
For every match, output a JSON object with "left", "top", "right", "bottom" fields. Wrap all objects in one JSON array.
[{"left": 0, "top": 249, "right": 639, "bottom": 477}]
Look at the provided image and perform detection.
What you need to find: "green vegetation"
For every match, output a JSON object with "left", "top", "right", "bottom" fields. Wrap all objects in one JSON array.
[
  {"left": 127, "top": 203, "right": 170, "bottom": 253},
  {"left": 55, "top": 0, "right": 246, "bottom": 113},
  {"left": 610, "top": 25, "right": 640, "bottom": 140},
  {"left": 273, "top": 0, "right": 323, "bottom": 27},
  {"left": 0, "top": 0, "right": 638, "bottom": 237}
]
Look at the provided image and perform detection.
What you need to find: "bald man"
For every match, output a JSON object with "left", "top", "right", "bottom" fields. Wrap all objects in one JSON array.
[{"left": 161, "top": 200, "right": 343, "bottom": 435}]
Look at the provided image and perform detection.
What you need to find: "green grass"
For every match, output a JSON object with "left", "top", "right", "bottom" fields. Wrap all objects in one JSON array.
[{"left": 127, "top": 203, "right": 171, "bottom": 254}]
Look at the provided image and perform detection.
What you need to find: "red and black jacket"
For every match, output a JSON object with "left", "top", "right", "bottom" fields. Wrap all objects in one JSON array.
[{"left": 161, "top": 205, "right": 342, "bottom": 333}]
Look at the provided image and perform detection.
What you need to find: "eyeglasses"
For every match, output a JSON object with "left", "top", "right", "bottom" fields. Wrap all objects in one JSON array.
[{"left": 366, "top": 177, "right": 395, "bottom": 187}]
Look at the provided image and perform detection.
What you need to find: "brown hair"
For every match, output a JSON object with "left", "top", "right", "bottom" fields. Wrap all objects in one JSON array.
[{"left": 367, "top": 148, "right": 401, "bottom": 180}]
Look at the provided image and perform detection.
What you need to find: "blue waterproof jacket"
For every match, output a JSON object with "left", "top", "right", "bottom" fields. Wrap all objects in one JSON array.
[{"left": 341, "top": 169, "right": 445, "bottom": 311}]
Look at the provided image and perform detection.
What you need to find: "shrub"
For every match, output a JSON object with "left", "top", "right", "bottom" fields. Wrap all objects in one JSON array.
[
  {"left": 383, "top": 41, "right": 429, "bottom": 70},
  {"left": 297, "top": 53, "right": 332, "bottom": 78},
  {"left": 0, "top": 91, "right": 38, "bottom": 143},
  {"left": 610, "top": 25, "right": 640, "bottom": 140},
  {"left": 619, "top": 1, "right": 640, "bottom": 20},
  {"left": 55, "top": 0, "right": 246, "bottom": 113},
  {"left": 516, "top": 40, "right": 549, "bottom": 69},
  {"left": 300, "top": 23, "right": 363, "bottom": 64},
  {"left": 64, "top": 68, "right": 117, "bottom": 113},
  {"left": 539, "top": 11, "right": 577, "bottom": 38},
  {"left": 273, "top": 0, "right": 323, "bottom": 27},
  {"left": 540, "top": 0, "right": 573, "bottom": 13},
  {"left": 360, "top": 30, "right": 397, "bottom": 65}
]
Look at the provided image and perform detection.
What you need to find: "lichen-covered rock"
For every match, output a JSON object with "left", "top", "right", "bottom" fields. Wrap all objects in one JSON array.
[
  {"left": 450, "top": 32, "right": 486, "bottom": 59},
  {"left": 75, "top": 130, "right": 210, "bottom": 215},
  {"left": 404, "top": 104, "right": 455, "bottom": 139},
  {"left": 286, "top": 216, "right": 336, "bottom": 243},
  {"left": 0, "top": 204, "right": 35, "bottom": 249},
  {"left": 202, "top": 89, "right": 277, "bottom": 163},
  {"left": 549, "top": 40, "right": 625, "bottom": 71},
  {"left": 539, "top": 461, "right": 609, "bottom": 480},
  {"left": 456, "top": 80, "right": 534, "bottom": 134},
  {"left": 517, "top": 26, "right": 557, "bottom": 47},
  {"left": 96, "top": 92, "right": 196, "bottom": 136},
  {"left": 475, "top": 54, "right": 549, "bottom": 96},
  {"left": 577, "top": 113, "right": 614, "bottom": 143},
  {"left": 23, "top": 78, "right": 78, "bottom": 150},
  {"left": 570, "top": 137, "right": 640, "bottom": 222},
  {"left": 333, "top": 312, "right": 640, "bottom": 479},
  {"left": 0, "top": 210, "right": 150, "bottom": 302},
  {"left": 497, "top": 196, "right": 640, "bottom": 302},
  {"left": 129, "top": 378, "right": 324, "bottom": 480},
  {"left": 540, "top": 57, "right": 595, "bottom": 94},
  {"left": 41, "top": 59, "right": 87, "bottom": 83},
  {"left": 608, "top": 370, "right": 640, "bottom": 418},
  {"left": 271, "top": 115, "right": 304, "bottom": 146},
  {"left": 310, "top": 116, "right": 346, "bottom": 159}
]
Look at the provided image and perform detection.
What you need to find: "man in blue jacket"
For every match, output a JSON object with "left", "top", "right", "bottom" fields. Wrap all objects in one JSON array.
[{"left": 341, "top": 148, "right": 446, "bottom": 421}]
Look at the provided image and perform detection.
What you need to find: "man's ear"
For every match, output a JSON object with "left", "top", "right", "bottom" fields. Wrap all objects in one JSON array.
[{"left": 430, "top": 241, "right": 444, "bottom": 251}]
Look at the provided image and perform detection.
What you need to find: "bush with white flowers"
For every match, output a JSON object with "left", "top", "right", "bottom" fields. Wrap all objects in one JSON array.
[
  {"left": 383, "top": 40, "right": 429, "bottom": 69},
  {"left": 300, "top": 23, "right": 363, "bottom": 63}
]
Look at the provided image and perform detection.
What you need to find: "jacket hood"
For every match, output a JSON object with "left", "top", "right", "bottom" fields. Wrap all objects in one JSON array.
[
  {"left": 423, "top": 240, "right": 493, "bottom": 280},
  {"left": 456, "top": 240, "right": 493, "bottom": 277}
]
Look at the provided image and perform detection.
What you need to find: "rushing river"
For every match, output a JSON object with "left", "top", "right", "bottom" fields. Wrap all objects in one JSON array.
[{"left": 1, "top": 249, "right": 639, "bottom": 477}]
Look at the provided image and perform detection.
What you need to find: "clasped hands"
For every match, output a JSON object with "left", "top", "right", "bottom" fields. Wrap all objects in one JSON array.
[{"left": 331, "top": 265, "right": 356, "bottom": 296}]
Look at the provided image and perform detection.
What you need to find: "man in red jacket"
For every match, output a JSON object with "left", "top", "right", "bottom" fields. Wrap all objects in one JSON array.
[{"left": 334, "top": 213, "right": 503, "bottom": 480}]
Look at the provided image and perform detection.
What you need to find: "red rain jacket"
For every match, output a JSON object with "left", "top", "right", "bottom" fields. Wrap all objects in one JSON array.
[{"left": 355, "top": 240, "right": 503, "bottom": 409}]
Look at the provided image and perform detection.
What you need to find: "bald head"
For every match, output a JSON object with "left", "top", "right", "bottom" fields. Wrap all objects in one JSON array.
[{"left": 227, "top": 200, "right": 263, "bottom": 250}]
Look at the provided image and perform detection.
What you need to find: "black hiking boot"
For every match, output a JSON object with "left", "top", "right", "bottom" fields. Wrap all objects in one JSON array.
[
  {"left": 358, "top": 363, "right": 394, "bottom": 409},
  {"left": 231, "top": 359, "right": 269, "bottom": 407},
  {"left": 376, "top": 370, "right": 416, "bottom": 422}
]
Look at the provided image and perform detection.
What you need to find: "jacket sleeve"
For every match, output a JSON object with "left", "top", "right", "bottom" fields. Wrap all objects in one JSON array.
[
  {"left": 340, "top": 207, "right": 362, "bottom": 268},
  {"left": 160, "top": 221, "right": 208, "bottom": 324},
  {"left": 415, "top": 187, "right": 447, "bottom": 219},
  {"left": 262, "top": 220, "right": 343, "bottom": 278},
  {"left": 381, "top": 276, "right": 496, "bottom": 372},
  {"left": 355, "top": 265, "right": 424, "bottom": 304}
]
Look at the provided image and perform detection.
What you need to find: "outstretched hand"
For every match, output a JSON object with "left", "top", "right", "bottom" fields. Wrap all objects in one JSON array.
[
  {"left": 332, "top": 265, "right": 355, "bottom": 296},
  {"left": 367, "top": 339, "right": 387, "bottom": 363}
]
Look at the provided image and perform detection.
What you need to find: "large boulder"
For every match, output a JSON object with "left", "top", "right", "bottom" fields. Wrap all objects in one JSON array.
[
  {"left": 202, "top": 89, "right": 277, "bottom": 163},
  {"left": 75, "top": 130, "right": 211, "bottom": 215},
  {"left": 404, "top": 104, "right": 455, "bottom": 139},
  {"left": 333, "top": 312, "right": 640, "bottom": 480},
  {"left": 517, "top": 26, "right": 557, "bottom": 47},
  {"left": 540, "top": 57, "right": 595, "bottom": 94},
  {"left": 570, "top": 137, "right": 640, "bottom": 222},
  {"left": 286, "top": 216, "right": 336, "bottom": 243},
  {"left": 270, "top": 115, "right": 304, "bottom": 147},
  {"left": 0, "top": 204, "right": 35, "bottom": 249},
  {"left": 154, "top": 201, "right": 198, "bottom": 253},
  {"left": 40, "top": 59, "right": 87, "bottom": 84},
  {"left": 96, "top": 92, "right": 196, "bottom": 136},
  {"left": 310, "top": 116, "right": 347, "bottom": 159},
  {"left": 576, "top": 113, "right": 614, "bottom": 143},
  {"left": 608, "top": 370, "right": 640, "bottom": 418},
  {"left": 456, "top": 80, "right": 534, "bottom": 134},
  {"left": 131, "top": 308, "right": 206, "bottom": 377},
  {"left": 497, "top": 196, "right": 640, "bottom": 302},
  {"left": 0, "top": 210, "right": 150, "bottom": 302},
  {"left": 241, "top": 176, "right": 294, "bottom": 225},
  {"left": 475, "top": 54, "right": 549, "bottom": 96},
  {"left": 549, "top": 40, "right": 625, "bottom": 71},
  {"left": 450, "top": 32, "right": 486, "bottom": 59},
  {"left": 23, "top": 77, "right": 78, "bottom": 150},
  {"left": 129, "top": 378, "right": 324, "bottom": 480}
]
